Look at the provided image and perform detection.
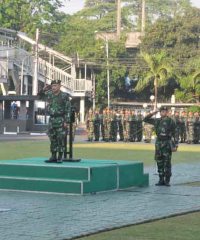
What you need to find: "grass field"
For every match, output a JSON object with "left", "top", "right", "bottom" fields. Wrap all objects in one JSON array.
[
  {"left": 0, "top": 141, "right": 199, "bottom": 167},
  {"left": 78, "top": 211, "right": 200, "bottom": 240},
  {"left": 0, "top": 140, "right": 199, "bottom": 240}
]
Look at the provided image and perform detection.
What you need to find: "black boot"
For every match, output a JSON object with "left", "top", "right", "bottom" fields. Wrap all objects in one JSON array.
[
  {"left": 45, "top": 152, "right": 57, "bottom": 163},
  {"left": 165, "top": 176, "right": 171, "bottom": 186},
  {"left": 155, "top": 176, "right": 165, "bottom": 186},
  {"left": 57, "top": 152, "right": 63, "bottom": 163}
]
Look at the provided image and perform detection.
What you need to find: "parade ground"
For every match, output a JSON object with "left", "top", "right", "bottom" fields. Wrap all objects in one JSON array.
[{"left": 0, "top": 134, "right": 200, "bottom": 240}]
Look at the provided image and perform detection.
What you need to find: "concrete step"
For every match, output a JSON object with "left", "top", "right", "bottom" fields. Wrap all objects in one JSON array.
[{"left": 0, "top": 158, "right": 149, "bottom": 195}]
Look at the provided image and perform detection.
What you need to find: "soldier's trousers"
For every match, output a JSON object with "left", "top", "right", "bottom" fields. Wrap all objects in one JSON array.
[
  {"left": 48, "top": 127, "right": 65, "bottom": 153},
  {"left": 155, "top": 139, "right": 172, "bottom": 178}
]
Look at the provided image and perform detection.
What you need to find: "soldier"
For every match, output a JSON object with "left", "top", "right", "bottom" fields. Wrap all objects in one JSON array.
[
  {"left": 143, "top": 106, "right": 178, "bottom": 186},
  {"left": 143, "top": 110, "right": 153, "bottom": 143},
  {"left": 129, "top": 109, "right": 137, "bottom": 142},
  {"left": 172, "top": 111, "right": 181, "bottom": 144},
  {"left": 110, "top": 109, "right": 118, "bottom": 142},
  {"left": 186, "top": 111, "right": 195, "bottom": 144},
  {"left": 38, "top": 79, "right": 71, "bottom": 163},
  {"left": 93, "top": 109, "right": 101, "bottom": 141},
  {"left": 136, "top": 110, "right": 143, "bottom": 142},
  {"left": 122, "top": 109, "right": 130, "bottom": 142},
  {"left": 86, "top": 109, "right": 94, "bottom": 141},
  {"left": 103, "top": 108, "right": 110, "bottom": 142},
  {"left": 179, "top": 111, "right": 187, "bottom": 143},
  {"left": 194, "top": 112, "right": 200, "bottom": 144},
  {"left": 117, "top": 109, "right": 124, "bottom": 141}
]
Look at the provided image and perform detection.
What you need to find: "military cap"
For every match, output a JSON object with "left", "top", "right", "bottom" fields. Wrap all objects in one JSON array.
[
  {"left": 51, "top": 79, "right": 61, "bottom": 85},
  {"left": 159, "top": 106, "right": 168, "bottom": 111}
]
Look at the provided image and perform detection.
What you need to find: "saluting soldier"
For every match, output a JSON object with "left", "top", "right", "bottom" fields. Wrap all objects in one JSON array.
[
  {"left": 38, "top": 79, "right": 71, "bottom": 163},
  {"left": 143, "top": 106, "right": 178, "bottom": 186}
]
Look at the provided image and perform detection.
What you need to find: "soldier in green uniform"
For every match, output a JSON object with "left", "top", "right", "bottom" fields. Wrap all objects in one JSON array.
[
  {"left": 129, "top": 109, "right": 137, "bottom": 142},
  {"left": 86, "top": 109, "right": 94, "bottom": 141},
  {"left": 93, "top": 109, "right": 101, "bottom": 141},
  {"left": 38, "top": 80, "right": 71, "bottom": 163},
  {"left": 194, "top": 112, "right": 200, "bottom": 144},
  {"left": 172, "top": 111, "right": 181, "bottom": 144},
  {"left": 136, "top": 110, "right": 143, "bottom": 142},
  {"left": 179, "top": 111, "right": 187, "bottom": 143},
  {"left": 110, "top": 109, "right": 118, "bottom": 142},
  {"left": 186, "top": 111, "right": 195, "bottom": 144},
  {"left": 122, "top": 109, "right": 130, "bottom": 142},
  {"left": 143, "top": 106, "right": 178, "bottom": 186},
  {"left": 143, "top": 110, "right": 153, "bottom": 143}
]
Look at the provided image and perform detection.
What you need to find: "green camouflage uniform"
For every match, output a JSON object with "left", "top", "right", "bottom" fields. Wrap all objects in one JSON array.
[
  {"left": 172, "top": 112, "right": 181, "bottom": 144},
  {"left": 186, "top": 114, "right": 195, "bottom": 144},
  {"left": 179, "top": 113, "right": 187, "bottom": 143},
  {"left": 194, "top": 113, "right": 200, "bottom": 144},
  {"left": 94, "top": 111, "right": 101, "bottom": 141},
  {"left": 129, "top": 111, "right": 137, "bottom": 142},
  {"left": 110, "top": 110, "right": 118, "bottom": 142},
  {"left": 103, "top": 111, "right": 110, "bottom": 142},
  {"left": 122, "top": 111, "right": 130, "bottom": 142},
  {"left": 136, "top": 112, "right": 143, "bottom": 142},
  {"left": 143, "top": 113, "right": 177, "bottom": 184},
  {"left": 86, "top": 111, "right": 95, "bottom": 141},
  {"left": 38, "top": 89, "right": 71, "bottom": 156}
]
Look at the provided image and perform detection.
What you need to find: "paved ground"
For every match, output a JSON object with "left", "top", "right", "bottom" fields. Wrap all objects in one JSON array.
[{"left": 0, "top": 161, "right": 200, "bottom": 240}]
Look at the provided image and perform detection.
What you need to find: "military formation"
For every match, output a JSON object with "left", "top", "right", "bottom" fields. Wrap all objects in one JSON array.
[{"left": 86, "top": 108, "right": 200, "bottom": 144}]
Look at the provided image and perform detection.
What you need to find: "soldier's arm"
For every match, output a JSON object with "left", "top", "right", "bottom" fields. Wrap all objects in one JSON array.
[
  {"left": 37, "top": 85, "right": 51, "bottom": 100},
  {"left": 171, "top": 119, "right": 179, "bottom": 148},
  {"left": 143, "top": 111, "right": 158, "bottom": 125}
]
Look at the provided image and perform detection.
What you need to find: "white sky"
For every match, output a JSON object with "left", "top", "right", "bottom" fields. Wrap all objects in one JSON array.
[{"left": 60, "top": 0, "right": 200, "bottom": 14}]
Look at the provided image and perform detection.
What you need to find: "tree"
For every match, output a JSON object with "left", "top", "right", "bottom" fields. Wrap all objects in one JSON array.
[
  {"left": 175, "top": 58, "right": 200, "bottom": 103},
  {"left": 0, "top": 0, "right": 63, "bottom": 34},
  {"left": 134, "top": 51, "right": 172, "bottom": 108}
]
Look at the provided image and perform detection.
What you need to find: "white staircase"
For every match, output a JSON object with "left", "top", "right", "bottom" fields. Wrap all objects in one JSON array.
[{"left": 0, "top": 28, "right": 93, "bottom": 97}]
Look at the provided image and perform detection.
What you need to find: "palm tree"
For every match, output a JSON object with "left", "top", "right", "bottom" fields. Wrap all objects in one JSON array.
[
  {"left": 135, "top": 51, "right": 172, "bottom": 109},
  {"left": 176, "top": 71, "right": 200, "bottom": 103}
]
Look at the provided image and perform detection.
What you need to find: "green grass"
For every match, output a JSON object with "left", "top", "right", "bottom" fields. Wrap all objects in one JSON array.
[
  {"left": 0, "top": 141, "right": 199, "bottom": 167},
  {"left": 78, "top": 211, "right": 200, "bottom": 240}
]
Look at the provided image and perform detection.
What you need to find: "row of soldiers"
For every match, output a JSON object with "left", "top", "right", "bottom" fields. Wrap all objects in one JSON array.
[{"left": 86, "top": 108, "right": 200, "bottom": 144}]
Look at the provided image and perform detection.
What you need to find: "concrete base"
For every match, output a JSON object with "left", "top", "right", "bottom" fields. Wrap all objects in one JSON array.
[{"left": 0, "top": 158, "right": 149, "bottom": 195}]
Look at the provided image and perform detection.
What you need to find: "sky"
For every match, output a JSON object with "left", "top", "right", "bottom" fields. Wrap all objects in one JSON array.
[{"left": 60, "top": 0, "right": 200, "bottom": 15}]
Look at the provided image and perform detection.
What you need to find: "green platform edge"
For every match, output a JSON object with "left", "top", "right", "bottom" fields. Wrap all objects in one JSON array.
[{"left": 0, "top": 158, "right": 149, "bottom": 195}]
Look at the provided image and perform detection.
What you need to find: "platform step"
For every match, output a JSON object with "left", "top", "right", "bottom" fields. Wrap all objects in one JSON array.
[
  {"left": 0, "top": 158, "right": 149, "bottom": 194},
  {"left": 0, "top": 176, "right": 83, "bottom": 194}
]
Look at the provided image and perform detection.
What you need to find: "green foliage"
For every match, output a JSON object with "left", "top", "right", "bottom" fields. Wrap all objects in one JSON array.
[
  {"left": 0, "top": 0, "right": 63, "bottom": 34},
  {"left": 187, "top": 106, "right": 200, "bottom": 113}
]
